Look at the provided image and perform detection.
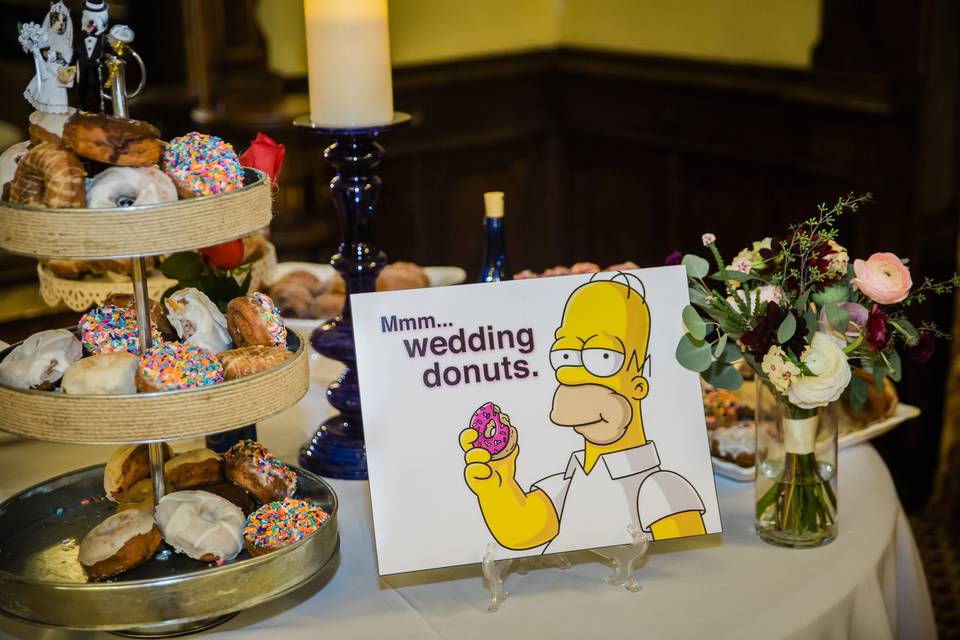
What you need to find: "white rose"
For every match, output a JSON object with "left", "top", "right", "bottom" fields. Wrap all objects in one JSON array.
[{"left": 787, "top": 332, "right": 852, "bottom": 409}]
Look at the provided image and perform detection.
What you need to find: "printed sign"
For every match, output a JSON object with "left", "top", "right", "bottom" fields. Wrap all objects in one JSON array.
[{"left": 353, "top": 266, "right": 721, "bottom": 575}]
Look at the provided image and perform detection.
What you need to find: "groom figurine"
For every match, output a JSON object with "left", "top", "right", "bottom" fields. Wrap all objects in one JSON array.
[{"left": 74, "top": 0, "right": 108, "bottom": 112}]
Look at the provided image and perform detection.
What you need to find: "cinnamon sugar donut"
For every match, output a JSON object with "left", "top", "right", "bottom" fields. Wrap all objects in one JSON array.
[
  {"left": 79, "top": 510, "right": 161, "bottom": 580},
  {"left": 7, "top": 142, "right": 85, "bottom": 208},
  {"left": 62, "top": 113, "right": 163, "bottom": 167}
]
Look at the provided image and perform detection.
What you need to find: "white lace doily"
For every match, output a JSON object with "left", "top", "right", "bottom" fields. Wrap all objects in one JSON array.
[{"left": 38, "top": 242, "right": 278, "bottom": 311}]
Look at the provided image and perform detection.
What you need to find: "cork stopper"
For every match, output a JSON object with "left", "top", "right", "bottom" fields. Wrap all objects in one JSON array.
[{"left": 483, "top": 191, "right": 504, "bottom": 218}]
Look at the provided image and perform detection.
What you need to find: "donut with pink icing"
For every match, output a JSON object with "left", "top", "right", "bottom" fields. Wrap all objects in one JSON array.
[{"left": 469, "top": 402, "right": 517, "bottom": 459}]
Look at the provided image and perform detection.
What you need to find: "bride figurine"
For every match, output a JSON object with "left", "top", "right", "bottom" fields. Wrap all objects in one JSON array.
[{"left": 21, "top": 1, "right": 75, "bottom": 114}]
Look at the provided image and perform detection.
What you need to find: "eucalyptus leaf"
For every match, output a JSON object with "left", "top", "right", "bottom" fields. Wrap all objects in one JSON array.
[
  {"left": 719, "top": 340, "right": 743, "bottom": 364},
  {"left": 794, "top": 291, "right": 810, "bottom": 314},
  {"left": 682, "top": 305, "right": 707, "bottom": 341},
  {"left": 825, "top": 304, "right": 850, "bottom": 333},
  {"left": 887, "top": 349, "right": 902, "bottom": 382},
  {"left": 159, "top": 252, "right": 205, "bottom": 281},
  {"left": 804, "top": 310, "right": 817, "bottom": 342},
  {"left": 681, "top": 254, "right": 710, "bottom": 279},
  {"left": 873, "top": 366, "right": 887, "bottom": 395},
  {"left": 812, "top": 284, "right": 850, "bottom": 306},
  {"left": 688, "top": 287, "right": 707, "bottom": 307},
  {"left": 709, "top": 270, "right": 753, "bottom": 283},
  {"left": 777, "top": 313, "right": 797, "bottom": 344},
  {"left": 847, "top": 374, "right": 869, "bottom": 412},
  {"left": 702, "top": 361, "right": 744, "bottom": 390},
  {"left": 714, "top": 334, "right": 728, "bottom": 358},
  {"left": 676, "top": 334, "right": 713, "bottom": 372}
]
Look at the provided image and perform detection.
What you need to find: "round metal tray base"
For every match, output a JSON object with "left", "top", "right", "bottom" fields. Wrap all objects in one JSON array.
[
  {"left": 0, "top": 463, "right": 339, "bottom": 632},
  {"left": 110, "top": 613, "right": 238, "bottom": 638}
]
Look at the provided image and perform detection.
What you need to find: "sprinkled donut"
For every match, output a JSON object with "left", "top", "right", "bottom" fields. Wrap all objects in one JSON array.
[
  {"left": 469, "top": 402, "right": 517, "bottom": 459},
  {"left": 226, "top": 292, "right": 287, "bottom": 349},
  {"left": 79, "top": 304, "right": 163, "bottom": 355},
  {"left": 136, "top": 341, "right": 224, "bottom": 392},
  {"left": 244, "top": 498, "right": 329, "bottom": 557},
  {"left": 224, "top": 440, "right": 296, "bottom": 503},
  {"left": 163, "top": 132, "right": 244, "bottom": 197}
]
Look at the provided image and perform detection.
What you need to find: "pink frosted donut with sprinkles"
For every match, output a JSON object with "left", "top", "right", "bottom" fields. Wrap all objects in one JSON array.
[
  {"left": 79, "top": 304, "right": 163, "bottom": 355},
  {"left": 244, "top": 498, "right": 329, "bottom": 557},
  {"left": 469, "top": 402, "right": 518, "bottom": 460},
  {"left": 224, "top": 440, "right": 297, "bottom": 504},
  {"left": 162, "top": 132, "right": 244, "bottom": 197},
  {"left": 136, "top": 341, "right": 224, "bottom": 392}
]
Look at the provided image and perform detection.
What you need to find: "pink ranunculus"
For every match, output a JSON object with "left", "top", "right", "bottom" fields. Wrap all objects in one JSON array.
[{"left": 852, "top": 252, "right": 912, "bottom": 304}]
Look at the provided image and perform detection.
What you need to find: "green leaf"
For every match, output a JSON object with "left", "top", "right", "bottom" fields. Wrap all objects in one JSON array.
[
  {"left": 777, "top": 313, "right": 797, "bottom": 344},
  {"left": 811, "top": 284, "right": 850, "bottom": 306},
  {"left": 159, "top": 252, "right": 205, "bottom": 281},
  {"left": 873, "top": 366, "right": 887, "bottom": 395},
  {"left": 847, "top": 374, "right": 869, "bottom": 412},
  {"left": 702, "top": 361, "right": 743, "bottom": 390},
  {"left": 709, "top": 270, "right": 753, "bottom": 283},
  {"left": 714, "top": 334, "right": 728, "bottom": 358},
  {"left": 676, "top": 334, "right": 713, "bottom": 372},
  {"left": 718, "top": 340, "right": 743, "bottom": 364},
  {"left": 887, "top": 349, "right": 902, "bottom": 382},
  {"left": 890, "top": 318, "right": 919, "bottom": 346},
  {"left": 825, "top": 304, "right": 850, "bottom": 333},
  {"left": 794, "top": 291, "right": 810, "bottom": 314},
  {"left": 804, "top": 310, "right": 817, "bottom": 342},
  {"left": 688, "top": 287, "right": 707, "bottom": 307},
  {"left": 682, "top": 305, "right": 707, "bottom": 341},
  {"left": 681, "top": 254, "right": 710, "bottom": 279},
  {"left": 238, "top": 270, "right": 254, "bottom": 296}
]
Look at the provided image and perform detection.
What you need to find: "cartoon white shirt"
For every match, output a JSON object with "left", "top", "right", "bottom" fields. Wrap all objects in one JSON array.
[{"left": 532, "top": 441, "right": 704, "bottom": 554}]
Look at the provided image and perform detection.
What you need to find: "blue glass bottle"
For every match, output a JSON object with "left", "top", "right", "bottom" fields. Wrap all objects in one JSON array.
[{"left": 478, "top": 191, "right": 512, "bottom": 282}]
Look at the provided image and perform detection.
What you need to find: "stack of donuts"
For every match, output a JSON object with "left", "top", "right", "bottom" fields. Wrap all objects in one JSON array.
[
  {"left": 0, "top": 288, "right": 292, "bottom": 395},
  {"left": 1, "top": 111, "right": 245, "bottom": 210},
  {"left": 79, "top": 440, "right": 329, "bottom": 580}
]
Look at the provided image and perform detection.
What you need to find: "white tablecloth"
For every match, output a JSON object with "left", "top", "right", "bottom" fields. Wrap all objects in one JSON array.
[{"left": 0, "top": 355, "right": 937, "bottom": 640}]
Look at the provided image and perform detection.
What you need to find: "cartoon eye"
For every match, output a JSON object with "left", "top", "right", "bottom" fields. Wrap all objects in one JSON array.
[
  {"left": 549, "top": 349, "right": 582, "bottom": 370},
  {"left": 582, "top": 349, "right": 625, "bottom": 377}
]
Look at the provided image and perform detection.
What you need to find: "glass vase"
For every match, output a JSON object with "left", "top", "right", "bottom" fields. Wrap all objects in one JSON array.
[{"left": 754, "top": 381, "right": 838, "bottom": 548}]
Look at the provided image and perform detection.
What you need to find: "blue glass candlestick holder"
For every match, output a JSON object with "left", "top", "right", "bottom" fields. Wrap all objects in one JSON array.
[{"left": 293, "top": 112, "right": 411, "bottom": 480}]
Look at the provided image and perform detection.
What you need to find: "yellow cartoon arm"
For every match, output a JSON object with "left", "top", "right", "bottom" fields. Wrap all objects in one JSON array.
[
  {"left": 649, "top": 510, "right": 706, "bottom": 540},
  {"left": 460, "top": 429, "right": 559, "bottom": 550}
]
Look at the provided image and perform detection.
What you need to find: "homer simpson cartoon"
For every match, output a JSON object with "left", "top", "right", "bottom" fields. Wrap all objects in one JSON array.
[{"left": 459, "top": 273, "right": 706, "bottom": 553}]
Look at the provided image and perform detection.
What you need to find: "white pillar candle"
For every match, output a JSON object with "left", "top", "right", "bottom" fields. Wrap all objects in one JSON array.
[{"left": 303, "top": 0, "right": 394, "bottom": 128}]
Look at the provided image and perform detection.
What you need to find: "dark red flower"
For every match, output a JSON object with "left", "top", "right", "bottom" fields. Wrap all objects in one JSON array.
[
  {"left": 664, "top": 251, "right": 682, "bottom": 266},
  {"left": 908, "top": 331, "right": 935, "bottom": 363},
  {"left": 740, "top": 302, "right": 807, "bottom": 360},
  {"left": 865, "top": 304, "right": 890, "bottom": 352},
  {"left": 239, "top": 132, "right": 286, "bottom": 185}
]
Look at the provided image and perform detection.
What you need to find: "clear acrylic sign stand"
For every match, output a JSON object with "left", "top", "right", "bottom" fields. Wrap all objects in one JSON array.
[{"left": 481, "top": 525, "right": 651, "bottom": 611}]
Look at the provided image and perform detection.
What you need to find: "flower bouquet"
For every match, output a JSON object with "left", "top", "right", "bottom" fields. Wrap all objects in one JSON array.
[{"left": 675, "top": 194, "right": 958, "bottom": 546}]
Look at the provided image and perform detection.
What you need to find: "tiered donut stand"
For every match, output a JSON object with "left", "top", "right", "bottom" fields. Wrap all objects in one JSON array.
[{"left": 0, "top": 173, "right": 339, "bottom": 636}]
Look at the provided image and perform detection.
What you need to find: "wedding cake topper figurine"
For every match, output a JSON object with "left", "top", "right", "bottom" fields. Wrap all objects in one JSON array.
[
  {"left": 75, "top": 0, "right": 110, "bottom": 112},
  {"left": 20, "top": 1, "right": 75, "bottom": 114}
]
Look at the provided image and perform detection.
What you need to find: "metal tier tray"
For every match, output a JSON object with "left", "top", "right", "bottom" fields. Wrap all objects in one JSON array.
[
  {"left": 0, "top": 463, "right": 339, "bottom": 635},
  {"left": 0, "top": 168, "right": 272, "bottom": 260},
  {"left": 0, "top": 329, "right": 309, "bottom": 444}
]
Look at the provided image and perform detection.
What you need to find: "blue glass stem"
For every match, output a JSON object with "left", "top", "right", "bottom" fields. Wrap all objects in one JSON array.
[
  {"left": 479, "top": 216, "right": 511, "bottom": 282},
  {"left": 300, "top": 133, "right": 388, "bottom": 480}
]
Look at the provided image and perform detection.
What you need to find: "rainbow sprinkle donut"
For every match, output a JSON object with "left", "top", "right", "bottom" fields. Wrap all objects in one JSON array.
[
  {"left": 244, "top": 498, "right": 329, "bottom": 557},
  {"left": 136, "top": 341, "right": 223, "bottom": 392},
  {"left": 251, "top": 292, "right": 287, "bottom": 348},
  {"left": 163, "top": 132, "right": 244, "bottom": 197},
  {"left": 224, "top": 439, "right": 296, "bottom": 503},
  {"left": 79, "top": 304, "right": 163, "bottom": 355}
]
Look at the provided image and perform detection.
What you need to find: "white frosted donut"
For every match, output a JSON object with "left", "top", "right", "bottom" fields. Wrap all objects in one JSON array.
[
  {"left": 155, "top": 490, "right": 245, "bottom": 562},
  {"left": 87, "top": 166, "right": 178, "bottom": 209}
]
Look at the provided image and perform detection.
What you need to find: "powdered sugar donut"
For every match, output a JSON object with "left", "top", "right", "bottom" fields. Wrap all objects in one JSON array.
[
  {"left": 469, "top": 402, "right": 517, "bottom": 459},
  {"left": 86, "top": 166, "right": 177, "bottom": 208}
]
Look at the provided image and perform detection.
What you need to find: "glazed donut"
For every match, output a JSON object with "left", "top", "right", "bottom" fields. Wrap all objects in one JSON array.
[
  {"left": 78, "top": 510, "right": 161, "bottom": 580},
  {"left": 43, "top": 259, "right": 91, "bottom": 280},
  {"left": 79, "top": 304, "right": 163, "bottom": 355},
  {"left": 226, "top": 292, "right": 287, "bottom": 348},
  {"left": 376, "top": 261, "right": 429, "bottom": 291},
  {"left": 136, "top": 341, "right": 224, "bottom": 392},
  {"left": 223, "top": 440, "right": 296, "bottom": 504},
  {"left": 268, "top": 281, "right": 313, "bottom": 318},
  {"left": 308, "top": 294, "right": 345, "bottom": 320},
  {"left": 156, "top": 490, "right": 245, "bottom": 562},
  {"left": 117, "top": 478, "right": 154, "bottom": 513},
  {"left": 164, "top": 449, "right": 224, "bottom": 490},
  {"left": 62, "top": 113, "right": 164, "bottom": 167},
  {"left": 218, "top": 345, "right": 292, "bottom": 381},
  {"left": 244, "top": 498, "right": 329, "bottom": 557},
  {"left": 469, "top": 402, "right": 517, "bottom": 460},
  {"left": 28, "top": 109, "right": 75, "bottom": 144},
  {"left": 162, "top": 132, "right": 244, "bottom": 197},
  {"left": 104, "top": 442, "right": 174, "bottom": 502},
  {"left": 7, "top": 142, "right": 85, "bottom": 208},
  {"left": 570, "top": 262, "right": 601, "bottom": 275},
  {"left": 86, "top": 166, "right": 177, "bottom": 209},
  {"left": 61, "top": 351, "right": 139, "bottom": 395}
]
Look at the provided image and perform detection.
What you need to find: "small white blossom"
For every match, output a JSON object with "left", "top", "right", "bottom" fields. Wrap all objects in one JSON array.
[{"left": 701, "top": 233, "right": 716, "bottom": 247}]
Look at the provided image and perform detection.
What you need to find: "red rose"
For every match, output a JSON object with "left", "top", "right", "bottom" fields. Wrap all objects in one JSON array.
[
  {"left": 239, "top": 132, "right": 286, "bottom": 185},
  {"left": 200, "top": 239, "right": 244, "bottom": 270},
  {"left": 865, "top": 304, "right": 890, "bottom": 352}
]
